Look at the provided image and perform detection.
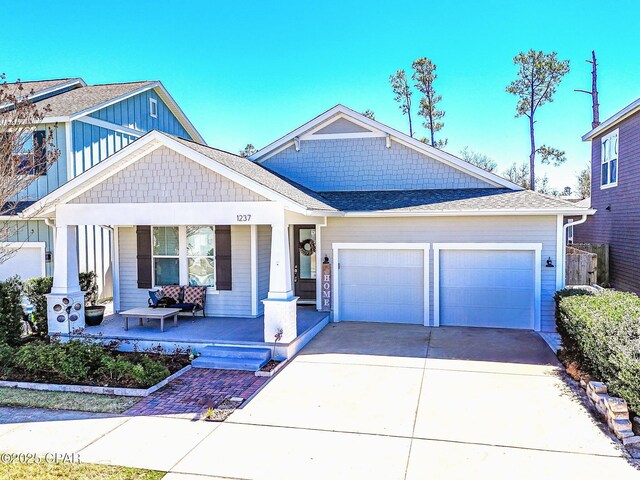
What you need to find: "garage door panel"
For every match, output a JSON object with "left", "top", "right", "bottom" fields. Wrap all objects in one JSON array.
[
  {"left": 0, "top": 247, "right": 44, "bottom": 281},
  {"left": 439, "top": 249, "right": 535, "bottom": 329},
  {"left": 339, "top": 248, "right": 424, "bottom": 324}
]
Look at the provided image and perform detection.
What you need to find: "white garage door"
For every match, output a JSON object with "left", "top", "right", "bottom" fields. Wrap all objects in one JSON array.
[
  {"left": 0, "top": 245, "right": 44, "bottom": 281},
  {"left": 438, "top": 249, "right": 535, "bottom": 329},
  {"left": 338, "top": 249, "right": 424, "bottom": 324}
]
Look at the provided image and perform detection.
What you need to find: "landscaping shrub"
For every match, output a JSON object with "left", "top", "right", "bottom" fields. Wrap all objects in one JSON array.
[
  {"left": 23, "top": 276, "right": 53, "bottom": 336},
  {"left": 13, "top": 340, "right": 171, "bottom": 388},
  {"left": 0, "top": 276, "right": 24, "bottom": 346},
  {"left": 555, "top": 288, "right": 640, "bottom": 413},
  {"left": 0, "top": 343, "right": 16, "bottom": 376}
]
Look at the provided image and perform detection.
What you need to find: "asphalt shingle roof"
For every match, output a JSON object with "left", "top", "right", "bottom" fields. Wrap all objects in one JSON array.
[
  {"left": 171, "top": 136, "right": 337, "bottom": 211},
  {"left": 40, "top": 81, "right": 154, "bottom": 117},
  {"left": 316, "top": 188, "right": 589, "bottom": 213},
  {"left": 5, "top": 78, "right": 77, "bottom": 95},
  {"left": 169, "top": 135, "right": 589, "bottom": 214}
]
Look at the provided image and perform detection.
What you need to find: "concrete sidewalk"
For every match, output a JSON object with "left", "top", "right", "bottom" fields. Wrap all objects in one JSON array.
[{"left": 0, "top": 323, "right": 638, "bottom": 479}]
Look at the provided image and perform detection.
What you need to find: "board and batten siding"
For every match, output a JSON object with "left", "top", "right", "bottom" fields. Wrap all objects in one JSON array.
[
  {"left": 256, "top": 225, "right": 272, "bottom": 316},
  {"left": 117, "top": 225, "right": 253, "bottom": 317},
  {"left": 90, "top": 89, "right": 190, "bottom": 139},
  {"left": 321, "top": 215, "right": 559, "bottom": 332},
  {"left": 15, "top": 123, "right": 68, "bottom": 201}
]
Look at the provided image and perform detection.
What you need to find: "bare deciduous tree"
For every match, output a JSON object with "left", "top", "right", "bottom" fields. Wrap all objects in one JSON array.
[
  {"left": 389, "top": 70, "right": 413, "bottom": 137},
  {"left": 0, "top": 74, "right": 60, "bottom": 263},
  {"left": 575, "top": 50, "right": 600, "bottom": 129},
  {"left": 506, "top": 50, "right": 570, "bottom": 190},
  {"left": 412, "top": 57, "right": 446, "bottom": 147}
]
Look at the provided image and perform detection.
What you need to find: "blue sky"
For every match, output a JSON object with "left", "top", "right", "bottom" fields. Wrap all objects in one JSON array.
[{"left": 2, "top": 0, "right": 640, "bottom": 191}]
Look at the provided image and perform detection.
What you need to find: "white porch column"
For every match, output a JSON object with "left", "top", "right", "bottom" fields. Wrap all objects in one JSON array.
[
  {"left": 46, "top": 226, "right": 85, "bottom": 334},
  {"left": 262, "top": 223, "right": 298, "bottom": 345}
]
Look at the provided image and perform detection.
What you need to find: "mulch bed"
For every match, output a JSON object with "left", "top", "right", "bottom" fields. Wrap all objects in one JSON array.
[{"left": 259, "top": 360, "right": 281, "bottom": 372}]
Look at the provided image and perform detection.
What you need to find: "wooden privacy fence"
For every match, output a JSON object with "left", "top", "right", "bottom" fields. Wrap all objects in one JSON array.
[
  {"left": 566, "top": 246, "right": 597, "bottom": 286},
  {"left": 572, "top": 243, "right": 610, "bottom": 286}
]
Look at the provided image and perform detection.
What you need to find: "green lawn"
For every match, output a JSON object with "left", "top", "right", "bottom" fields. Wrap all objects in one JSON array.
[
  {"left": 0, "top": 387, "right": 140, "bottom": 413},
  {"left": 0, "top": 462, "right": 165, "bottom": 480}
]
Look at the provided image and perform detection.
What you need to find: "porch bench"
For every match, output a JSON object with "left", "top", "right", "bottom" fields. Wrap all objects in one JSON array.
[{"left": 149, "top": 286, "right": 207, "bottom": 317}]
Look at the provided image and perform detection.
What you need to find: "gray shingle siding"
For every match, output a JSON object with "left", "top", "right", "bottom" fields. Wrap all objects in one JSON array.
[
  {"left": 262, "top": 137, "right": 494, "bottom": 191},
  {"left": 574, "top": 110, "right": 640, "bottom": 293}
]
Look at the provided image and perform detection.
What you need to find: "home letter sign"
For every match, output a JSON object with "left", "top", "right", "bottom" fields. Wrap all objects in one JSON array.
[{"left": 321, "top": 260, "right": 331, "bottom": 312}]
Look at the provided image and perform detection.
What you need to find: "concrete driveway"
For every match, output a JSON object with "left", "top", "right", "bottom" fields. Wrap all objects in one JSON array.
[
  {"left": 0, "top": 323, "right": 638, "bottom": 479},
  {"left": 172, "top": 323, "right": 638, "bottom": 479}
]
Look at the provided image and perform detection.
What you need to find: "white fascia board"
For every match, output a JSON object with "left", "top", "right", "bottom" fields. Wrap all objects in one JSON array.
[
  {"left": 75, "top": 116, "right": 144, "bottom": 138},
  {"left": 250, "top": 105, "right": 522, "bottom": 190},
  {"left": 68, "top": 82, "right": 161, "bottom": 121},
  {"left": 582, "top": 97, "right": 640, "bottom": 141},
  {"left": 40, "top": 116, "right": 71, "bottom": 124},
  {"left": 153, "top": 82, "right": 206, "bottom": 144},
  {"left": 23, "top": 131, "right": 310, "bottom": 217},
  {"left": 21, "top": 133, "right": 163, "bottom": 217},
  {"left": 0, "top": 79, "right": 85, "bottom": 109}
]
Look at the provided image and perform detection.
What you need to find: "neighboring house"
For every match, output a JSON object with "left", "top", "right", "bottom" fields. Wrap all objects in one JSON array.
[
  {"left": 575, "top": 97, "right": 640, "bottom": 293},
  {"left": 26, "top": 105, "right": 592, "bottom": 359},
  {"left": 1, "top": 78, "right": 203, "bottom": 295}
]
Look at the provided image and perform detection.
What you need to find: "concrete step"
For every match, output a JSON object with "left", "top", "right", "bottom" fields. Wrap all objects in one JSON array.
[
  {"left": 199, "top": 345, "right": 271, "bottom": 361},
  {"left": 192, "top": 355, "right": 269, "bottom": 371}
]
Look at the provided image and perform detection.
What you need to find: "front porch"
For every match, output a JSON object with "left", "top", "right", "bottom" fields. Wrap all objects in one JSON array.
[{"left": 76, "top": 306, "right": 329, "bottom": 359}]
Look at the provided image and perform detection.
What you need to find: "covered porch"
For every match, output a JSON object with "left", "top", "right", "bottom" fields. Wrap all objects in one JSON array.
[{"left": 79, "top": 306, "right": 329, "bottom": 359}]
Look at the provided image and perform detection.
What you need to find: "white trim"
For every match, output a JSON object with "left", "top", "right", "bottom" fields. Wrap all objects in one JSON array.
[
  {"left": 432, "top": 242, "right": 542, "bottom": 331},
  {"left": 301, "top": 132, "right": 386, "bottom": 140},
  {"left": 250, "top": 224, "right": 258, "bottom": 316},
  {"left": 64, "top": 121, "right": 74, "bottom": 181},
  {"left": 556, "top": 215, "right": 564, "bottom": 291},
  {"left": 113, "top": 227, "right": 121, "bottom": 312},
  {"left": 331, "top": 242, "right": 430, "bottom": 326},
  {"left": 0, "top": 242, "right": 46, "bottom": 278},
  {"left": 600, "top": 128, "right": 619, "bottom": 190},
  {"left": 64, "top": 82, "right": 204, "bottom": 144},
  {"left": 250, "top": 104, "right": 522, "bottom": 190},
  {"left": 315, "top": 217, "right": 327, "bottom": 311},
  {"left": 0, "top": 78, "right": 85, "bottom": 109},
  {"left": 149, "top": 98, "right": 158, "bottom": 118},
  {"left": 23, "top": 131, "right": 310, "bottom": 217},
  {"left": 75, "top": 116, "right": 144, "bottom": 138},
  {"left": 583, "top": 97, "right": 640, "bottom": 141}
]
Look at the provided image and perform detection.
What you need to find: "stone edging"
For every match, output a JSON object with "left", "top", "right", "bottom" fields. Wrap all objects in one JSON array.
[
  {"left": 0, "top": 365, "right": 191, "bottom": 397},
  {"left": 582, "top": 379, "right": 640, "bottom": 455}
]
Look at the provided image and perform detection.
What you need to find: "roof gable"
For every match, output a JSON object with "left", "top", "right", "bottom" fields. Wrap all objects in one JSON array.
[
  {"left": 250, "top": 105, "right": 522, "bottom": 190},
  {"left": 583, "top": 96, "right": 640, "bottom": 141},
  {"left": 314, "top": 117, "right": 373, "bottom": 135},
  {"left": 70, "top": 146, "right": 267, "bottom": 205}
]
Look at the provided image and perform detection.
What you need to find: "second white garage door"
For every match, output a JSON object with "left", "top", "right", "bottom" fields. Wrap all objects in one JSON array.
[
  {"left": 338, "top": 248, "right": 425, "bottom": 324},
  {"left": 0, "top": 243, "right": 45, "bottom": 282},
  {"left": 437, "top": 249, "right": 536, "bottom": 329}
]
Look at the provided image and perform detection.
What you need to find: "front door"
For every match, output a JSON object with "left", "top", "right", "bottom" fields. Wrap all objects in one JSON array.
[{"left": 293, "top": 225, "right": 317, "bottom": 302}]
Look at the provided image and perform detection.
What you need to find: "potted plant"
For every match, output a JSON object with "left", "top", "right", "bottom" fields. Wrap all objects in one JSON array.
[{"left": 80, "top": 272, "right": 104, "bottom": 326}]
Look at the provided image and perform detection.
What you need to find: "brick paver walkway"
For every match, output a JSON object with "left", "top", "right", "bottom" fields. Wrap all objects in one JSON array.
[{"left": 124, "top": 368, "right": 268, "bottom": 417}]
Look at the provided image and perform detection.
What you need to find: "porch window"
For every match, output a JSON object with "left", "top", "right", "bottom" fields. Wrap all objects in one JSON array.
[
  {"left": 153, "top": 227, "right": 180, "bottom": 286},
  {"left": 152, "top": 226, "right": 216, "bottom": 287},
  {"left": 187, "top": 226, "right": 215, "bottom": 287},
  {"left": 601, "top": 129, "right": 618, "bottom": 188}
]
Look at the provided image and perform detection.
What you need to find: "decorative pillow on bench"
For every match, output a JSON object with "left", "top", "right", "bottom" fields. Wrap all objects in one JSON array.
[
  {"left": 162, "top": 286, "right": 182, "bottom": 303},
  {"left": 183, "top": 286, "right": 206, "bottom": 308}
]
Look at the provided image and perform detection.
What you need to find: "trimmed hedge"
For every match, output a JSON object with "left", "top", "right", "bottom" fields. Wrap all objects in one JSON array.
[{"left": 555, "top": 288, "right": 640, "bottom": 413}]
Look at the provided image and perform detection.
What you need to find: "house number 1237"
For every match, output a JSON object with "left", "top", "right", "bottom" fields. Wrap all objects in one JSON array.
[{"left": 236, "top": 214, "right": 251, "bottom": 222}]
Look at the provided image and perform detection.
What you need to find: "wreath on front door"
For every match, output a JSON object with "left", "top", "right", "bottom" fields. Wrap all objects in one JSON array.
[{"left": 299, "top": 239, "right": 316, "bottom": 256}]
